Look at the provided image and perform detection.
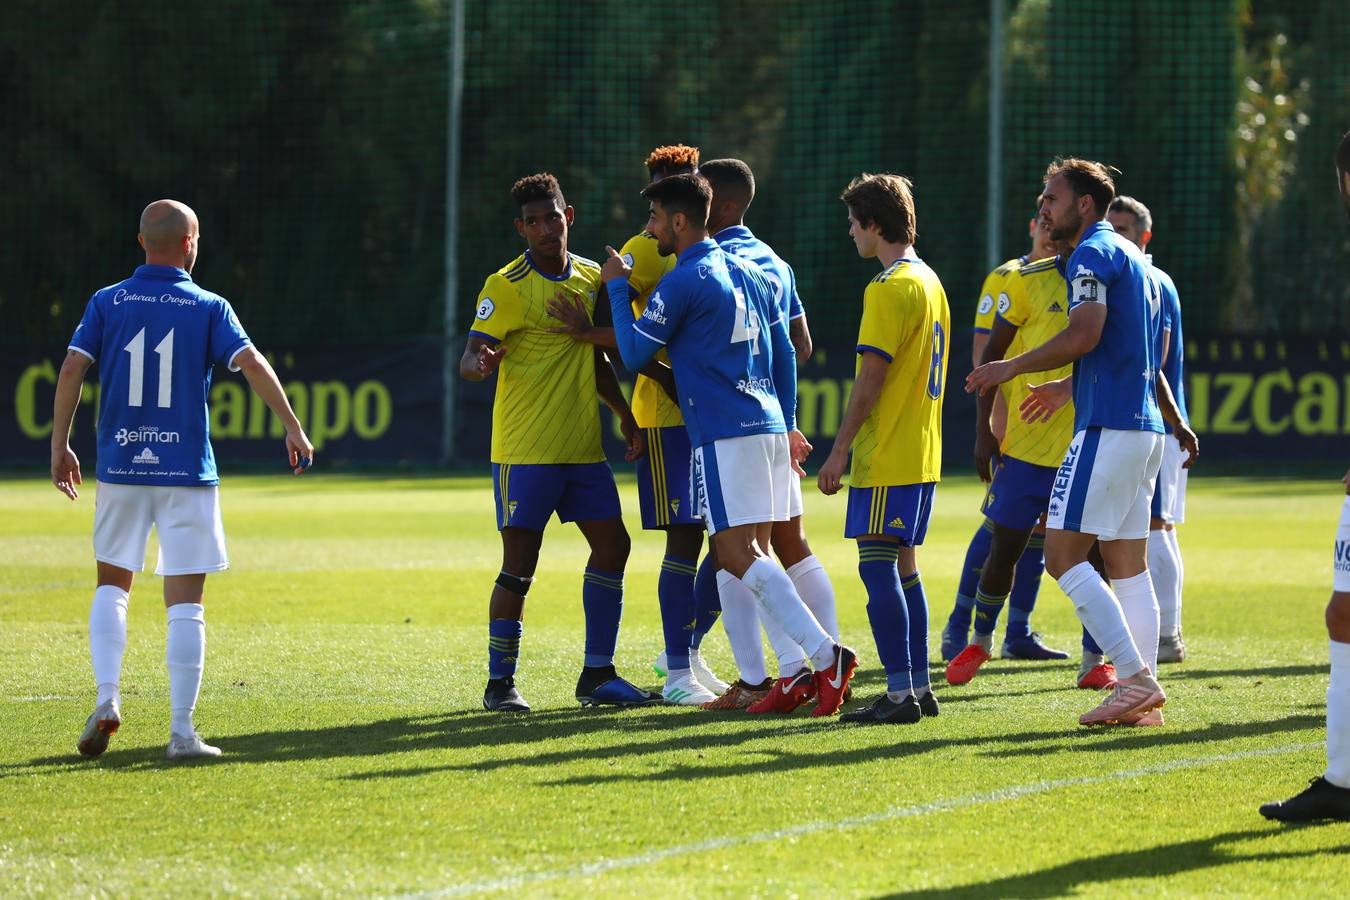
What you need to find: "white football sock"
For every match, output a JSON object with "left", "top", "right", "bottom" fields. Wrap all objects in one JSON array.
[
  {"left": 761, "top": 612, "right": 808, "bottom": 678},
  {"left": 89, "top": 585, "right": 129, "bottom": 707},
  {"left": 1327, "top": 640, "right": 1350, "bottom": 789},
  {"left": 1148, "top": 530, "right": 1181, "bottom": 639},
  {"left": 738, "top": 558, "right": 834, "bottom": 668},
  {"left": 786, "top": 555, "right": 839, "bottom": 641},
  {"left": 1113, "top": 571, "right": 1161, "bottom": 676},
  {"left": 716, "top": 570, "right": 768, "bottom": 685},
  {"left": 1166, "top": 527, "right": 1185, "bottom": 632},
  {"left": 166, "top": 604, "right": 206, "bottom": 737},
  {"left": 1056, "top": 561, "right": 1144, "bottom": 679}
]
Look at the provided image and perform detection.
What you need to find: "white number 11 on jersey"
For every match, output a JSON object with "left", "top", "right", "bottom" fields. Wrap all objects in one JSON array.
[
  {"left": 729, "top": 287, "right": 760, "bottom": 355},
  {"left": 124, "top": 327, "right": 175, "bottom": 408}
]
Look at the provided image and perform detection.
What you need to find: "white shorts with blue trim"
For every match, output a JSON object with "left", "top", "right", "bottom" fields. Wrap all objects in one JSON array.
[
  {"left": 1335, "top": 496, "right": 1350, "bottom": 593},
  {"left": 1151, "top": 433, "right": 1189, "bottom": 524},
  {"left": 1046, "top": 428, "right": 1164, "bottom": 541},
  {"left": 692, "top": 433, "right": 798, "bottom": 535},
  {"left": 93, "top": 482, "right": 229, "bottom": 575}
]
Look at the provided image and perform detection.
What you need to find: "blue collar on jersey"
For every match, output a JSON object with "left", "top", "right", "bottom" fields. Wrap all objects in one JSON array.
[
  {"left": 133, "top": 264, "right": 192, "bottom": 282},
  {"left": 711, "top": 224, "right": 754, "bottom": 243},
  {"left": 675, "top": 238, "right": 719, "bottom": 266},
  {"left": 1080, "top": 220, "right": 1116, "bottom": 244},
  {"left": 524, "top": 249, "right": 573, "bottom": 282}
]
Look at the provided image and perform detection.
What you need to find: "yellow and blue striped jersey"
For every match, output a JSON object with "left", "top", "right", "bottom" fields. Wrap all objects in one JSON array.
[
  {"left": 850, "top": 259, "right": 950, "bottom": 487},
  {"left": 997, "top": 256, "right": 1074, "bottom": 467},
  {"left": 973, "top": 257, "right": 1022, "bottom": 334},
  {"left": 470, "top": 251, "right": 606, "bottom": 465},
  {"left": 619, "top": 232, "right": 682, "bottom": 429}
]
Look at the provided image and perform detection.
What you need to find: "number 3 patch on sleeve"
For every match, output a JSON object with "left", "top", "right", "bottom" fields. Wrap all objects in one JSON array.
[
  {"left": 476, "top": 298, "right": 495, "bottom": 320},
  {"left": 1071, "top": 277, "right": 1102, "bottom": 305}
]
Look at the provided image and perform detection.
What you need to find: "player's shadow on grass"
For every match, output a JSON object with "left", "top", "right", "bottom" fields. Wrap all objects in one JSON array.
[
  {"left": 879, "top": 827, "right": 1349, "bottom": 899},
  {"left": 0, "top": 705, "right": 826, "bottom": 778},
  {"left": 1164, "top": 663, "right": 1327, "bottom": 681},
  {"left": 980, "top": 712, "right": 1325, "bottom": 759}
]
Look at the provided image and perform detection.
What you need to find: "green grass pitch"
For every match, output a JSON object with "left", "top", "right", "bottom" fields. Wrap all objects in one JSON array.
[{"left": 1, "top": 471, "right": 1347, "bottom": 896}]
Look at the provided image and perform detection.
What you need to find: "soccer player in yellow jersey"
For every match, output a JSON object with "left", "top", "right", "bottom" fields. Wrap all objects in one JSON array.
[
  {"left": 459, "top": 173, "right": 656, "bottom": 713},
  {"left": 819, "top": 173, "right": 950, "bottom": 725},
  {"left": 946, "top": 214, "right": 1081, "bottom": 686}
]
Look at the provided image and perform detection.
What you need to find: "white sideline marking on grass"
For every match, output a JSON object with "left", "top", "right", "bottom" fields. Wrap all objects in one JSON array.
[{"left": 410, "top": 741, "right": 1321, "bottom": 898}]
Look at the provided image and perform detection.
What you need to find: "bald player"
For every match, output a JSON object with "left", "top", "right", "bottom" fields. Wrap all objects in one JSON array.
[{"left": 52, "top": 200, "right": 313, "bottom": 761}]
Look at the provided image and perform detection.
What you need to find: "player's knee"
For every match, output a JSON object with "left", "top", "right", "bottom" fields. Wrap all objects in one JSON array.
[
  {"left": 495, "top": 570, "right": 534, "bottom": 598},
  {"left": 1327, "top": 593, "right": 1350, "bottom": 640},
  {"left": 592, "top": 526, "right": 631, "bottom": 571}
]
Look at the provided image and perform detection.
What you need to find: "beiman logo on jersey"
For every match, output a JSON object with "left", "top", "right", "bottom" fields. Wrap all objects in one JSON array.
[
  {"left": 132, "top": 447, "right": 160, "bottom": 465},
  {"left": 643, "top": 293, "right": 669, "bottom": 325},
  {"left": 735, "top": 376, "right": 773, "bottom": 395},
  {"left": 114, "top": 426, "right": 181, "bottom": 447}
]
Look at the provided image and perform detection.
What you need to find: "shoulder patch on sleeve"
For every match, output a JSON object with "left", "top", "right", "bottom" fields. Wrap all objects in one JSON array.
[
  {"left": 996, "top": 293, "right": 1011, "bottom": 315},
  {"left": 476, "top": 297, "right": 496, "bottom": 320},
  {"left": 977, "top": 294, "right": 994, "bottom": 315}
]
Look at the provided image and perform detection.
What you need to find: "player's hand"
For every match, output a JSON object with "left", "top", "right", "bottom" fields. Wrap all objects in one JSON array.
[
  {"left": 1019, "top": 378, "right": 1072, "bottom": 423},
  {"left": 600, "top": 245, "right": 631, "bottom": 284},
  {"left": 546, "top": 292, "right": 592, "bottom": 337},
  {"left": 974, "top": 428, "right": 1000, "bottom": 484},
  {"left": 787, "top": 429, "right": 813, "bottom": 478},
  {"left": 286, "top": 428, "right": 315, "bottom": 475},
  {"left": 966, "top": 359, "right": 1015, "bottom": 396},
  {"left": 1175, "top": 423, "right": 1199, "bottom": 469},
  {"left": 817, "top": 447, "right": 848, "bottom": 496},
  {"left": 51, "top": 445, "right": 82, "bottom": 500},
  {"left": 620, "top": 412, "right": 644, "bottom": 462},
  {"left": 476, "top": 343, "right": 507, "bottom": 377}
]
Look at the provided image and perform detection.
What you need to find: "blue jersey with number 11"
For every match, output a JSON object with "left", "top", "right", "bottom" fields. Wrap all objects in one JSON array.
[{"left": 68, "top": 264, "right": 252, "bottom": 486}]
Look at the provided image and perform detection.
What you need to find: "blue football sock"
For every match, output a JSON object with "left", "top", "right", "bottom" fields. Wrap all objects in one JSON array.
[
  {"left": 949, "top": 520, "right": 994, "bottom": 630},
  {"left": 488, "top": 618, "right": 522, "bottom": 680},
  {"left": 858, "top": 540, "right": 911, "bottom": 694},
  {"left": 973, "top": 587, "right": 1008, "bottom": 639},
  {"left": 901, "top": 571, "right": 930, "bottom": 692},
  {"left": 1082, "top": 625, "right": 1103, "bottom": 656},
  {"left": 1006, "top": 534, "right": 1045, "bottom": 640},
  {"left": 658, "top": 555, "right": 697, "bottom": 670},
  {"left": 689, "top": 554, "right": 721, "bottom": 651},
  {"left": 582, "top": 567, "right": 624, "bottom": 668}
]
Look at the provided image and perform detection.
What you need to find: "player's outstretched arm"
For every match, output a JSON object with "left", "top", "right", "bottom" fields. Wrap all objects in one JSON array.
[
  {"left": 973, "top": 316, "right": 1018, "bottom": 482},
  {"left": 547, "top": 291, "right": 617, "bottom": 349},
  {"left": 1020, "top": 377, "right": 1072, "bottom": 423},
  {"left": 966, "top": 303, "right": 1104, "bottom": 396},
  {"left": 602, "top": 246, "right": 663, "bottom": 372},
  {"left": 50, "top": 350, "right": 92, "bottom": 500},
  {"left": 818, "top": 351, "right": 888, "bottom": 496},
  {"left": 459, "top": 335, "right": 506, "bottom": 382},
  {"left": 234, "top": 346, "right": 314, "bottom": 475}
]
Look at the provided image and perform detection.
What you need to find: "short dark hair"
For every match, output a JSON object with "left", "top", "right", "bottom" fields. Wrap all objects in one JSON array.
[
  {"left": 1108, "top": 195, "right": 1152, "bottom": 233},
  {"left": 699, "top": 158, "right": 756, "bottom": 207},
  {"left": 642, "top": 173, "right": 711, "bottom": 227},
  {"left": 1044, "top": 158, "right": 1116, "bottom": 216},
  {"left": 1338, "top": 131, "right": 1350, "bottom": 175},
  {"left": 645, "top": 144, "right": 700, "bottom": 179},
  {"left": 840, "top": 173, "right": 918, "bottom": 244},
  {"left": 510, "top": 173, "right": 564, "bottom": 211}
]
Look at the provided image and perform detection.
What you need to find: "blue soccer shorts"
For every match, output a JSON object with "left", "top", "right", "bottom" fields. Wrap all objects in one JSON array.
[
  {"left": 981, "top": 455, "right": 1057, "bottom": 531},
  {"left": 844, "top": 482, "right": 936, "bottom": 545},
  {"left": 635, "top": 426, "right": 703, "bottom": 530},
  {"left": 491, "top": 461, "right": 621, "bottom": 532}
]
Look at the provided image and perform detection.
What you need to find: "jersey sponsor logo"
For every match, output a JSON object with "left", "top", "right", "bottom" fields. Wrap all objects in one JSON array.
[
  {"left": 977, "top": 294, "right": 994, "bottom": 315},
  {"left": 112, "top": 289, "right": 198, "bottom": 308},
  {"left": 643, "top": 293, "right": 669, "bottom": 325},
  {"left": 997, "top": 292, "right": 1012, "bottom": 315},
  {"left": 735, "top": 376, "right": 773, "bottom": 395},
  {"left": 114, "top": 425, "right": 180, "bottom": 447},
  {"left": 131, "top": 447, "right": 160, "bottom": 465},
  {"left": 1050, "top": 440, "right": 1079, "bottom": 510},
  {"left": 1335, "top": 539, "right": 1350, "bottom": 571},
  {"left": 1048, "top": 301, "right": 1065, "bottom": 313},
  {"left": 476, "top": 298, "right": 495, "bottom": 320}
]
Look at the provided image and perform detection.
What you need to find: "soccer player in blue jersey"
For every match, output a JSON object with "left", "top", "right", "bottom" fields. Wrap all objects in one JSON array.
[
  {"left": 460, "top": 173, "right": 655, "bottom": 713},
  {"left": 701, "top": 158, "right": 843, "bottom": 711},
  {"left": 1260, "top": 130, "right": 1350, "bottom": 821},
  {"left": 50, "top": 199, "right": 314, "bottom": 760},
  {"left": 604, "top": 173, "right": 858, "bottom": 717},
  {"left": 1105, "top": 196, "right": 1190, "bottom": 665},
  {"left": 819, "top": 173, "right": 950, "bottom": 725},
  {"left": 968, "top": 158, "right": 1197, "bottom": 727}
]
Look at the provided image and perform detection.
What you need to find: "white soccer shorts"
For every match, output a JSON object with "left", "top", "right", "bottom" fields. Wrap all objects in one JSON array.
[
  {"left": 1154, "top": 433, "right": 1189, "bottom": 524},
  {"left": 93, "top": 482, "right": 230, "bottom": 575},
  {"left": 1335, "top": 496, "right": 1350, "bottom": 593},
  {"left": 1046, "top": 428, "right": 1164, "bottom": 541},
  {"left": 692, "top": 433, "right": 794, "bottom": 535}
]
